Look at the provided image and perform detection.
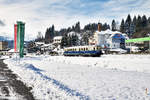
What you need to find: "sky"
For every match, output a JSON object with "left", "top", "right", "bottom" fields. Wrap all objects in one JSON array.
[{"left": 0, "top": 0, "right": 150, "bottom": 40}]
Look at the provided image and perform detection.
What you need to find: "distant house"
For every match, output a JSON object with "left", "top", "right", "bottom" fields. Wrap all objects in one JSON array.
[
  {"left": 53, "top": 36, "right": 62, "bottom": 45},
  {"left": 89, "top": 29, "right": 127, "bottom": 49},
  {"left": 0, "top": 41, "right": 8, "bottom": 51}
]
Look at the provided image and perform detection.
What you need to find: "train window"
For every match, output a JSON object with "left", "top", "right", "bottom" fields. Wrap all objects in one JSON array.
[{"left": 86, "top": 48, "right": 88, "bottom": 50}]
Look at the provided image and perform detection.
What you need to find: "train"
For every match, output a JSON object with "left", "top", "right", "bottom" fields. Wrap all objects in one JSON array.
[{"left": 63, "top": 45, "right": 103, "bottom": 57}]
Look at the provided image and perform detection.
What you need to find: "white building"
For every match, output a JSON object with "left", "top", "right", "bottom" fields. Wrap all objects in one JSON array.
[
  {"left": 53, "top": 36, "right": 62, "bottom": 44},
  {"left": 89, "top": 29, "right": 126, "bottom": 49}
]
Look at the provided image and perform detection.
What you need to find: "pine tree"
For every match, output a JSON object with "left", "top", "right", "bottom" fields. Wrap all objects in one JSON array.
[
  {"left": 74, "top": 22, "right": 80, "bottom": 33},
  {"left": 67, "top": 27, "right": 72, "bottom": 33},
  {"left": 44, "top": 25, "right": 55, "bottom": 43},
  {"left": 45, "top": 28, "right": 50, "bottom": 43},
  {"left": 126, "top": 14, "right": 132, "bottom": 25},
  {"left": 107, "top": 24, "right": 110, "bottom": 29},
  {"left": 129, "top": 21, "right": 135, "bottom": 38},
  {"left": 148, "top": 17, "right": 150, "bottom": 24},
  {"left": 111, "top": 19, "right": 117, "bottom": 31},
  {"left": 120, "top": 19, "right": 125, "bottom": 33},
  {"left": 71, "top": 34, "right": 78, "bottom": 46},
  {"left": 136, "top": 15, "right": 142, "bottom": 32},
  {"left": 132, "top": 16, "right": 137, "bottom": 35},
  {"left": 102, "top": 23, "right": 109, "bottom": 31},
  {"left": 133, "top": 16, "right": 137, "bottom": 25},
  {"left": 61, "top": 34, "right": 68, "bottom": 48},
  {"left": 141, "top": 15, "right": 148, "bottom": 28},
  {"left": 124, "top": 14, "right": 132, "bottom": 37},
  {"left": 69, "top": 35, "right": 72, "bottom": 46}
]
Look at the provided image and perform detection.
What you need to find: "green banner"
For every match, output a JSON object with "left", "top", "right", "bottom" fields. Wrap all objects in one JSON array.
[
  {"left": 17, "top": 22, "right": 21, "bottom": 52},
  {"left": 17, "top": 21, "right": 25, "bottom": 58},
  {"left": 125, "top": 37, "right": 150, "bottom": 43}
]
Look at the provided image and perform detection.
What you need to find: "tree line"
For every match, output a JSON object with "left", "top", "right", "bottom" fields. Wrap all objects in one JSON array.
[
  {"left": 35, "top": 14, "right": 150, "bottom": 47},
  {"left": 112, "top": 14, "right": 150, "bottom": 38},
  {"left": 43, "top": 22, "right": 110, "bottom": 47}
]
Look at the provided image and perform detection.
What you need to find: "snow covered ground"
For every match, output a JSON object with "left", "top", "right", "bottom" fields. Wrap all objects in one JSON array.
[{"left": 3, "top": 54, "right": 150, "bottom": 100}]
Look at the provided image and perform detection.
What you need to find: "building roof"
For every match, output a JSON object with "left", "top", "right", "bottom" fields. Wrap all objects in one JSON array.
[
  {"left": 8, "top": 49, "right": 14, "bottom": 52},
  {"left": 53, "top": 36, "right": 62, "bottom": 40},
  {"left": 96, "top": 29, "right": 121, "bottom": 35},
  {"left": 110, "top": 33, "right": 125, "bottom": 39}
]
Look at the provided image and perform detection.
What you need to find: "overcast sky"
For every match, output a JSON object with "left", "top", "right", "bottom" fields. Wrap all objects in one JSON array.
[{"left": 0, "top": 0, "right": 150, "bottom": 40}]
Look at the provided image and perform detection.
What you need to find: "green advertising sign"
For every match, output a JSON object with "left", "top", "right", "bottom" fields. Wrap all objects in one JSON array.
[
  {"left": 17, "top": 22, "right": 21, "bottom": 52},
  {"left": 125, "top": 37, "right": 150, "bottom": 43},
  {"left": 17, "top": 21, "right": 25, "bottom": 58}
]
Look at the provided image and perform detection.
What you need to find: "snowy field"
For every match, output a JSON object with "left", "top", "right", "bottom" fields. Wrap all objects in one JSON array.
[{"left": 3, "top": 54, "right": 150, "bottom": 100}]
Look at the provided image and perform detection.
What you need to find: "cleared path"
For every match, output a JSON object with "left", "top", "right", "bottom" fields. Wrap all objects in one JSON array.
[{"left": 0, "top": 59, "right": 35, "bottom": 100}]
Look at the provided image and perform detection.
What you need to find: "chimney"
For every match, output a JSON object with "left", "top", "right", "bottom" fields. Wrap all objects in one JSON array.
[{"left": 98, "top": 23, "right": 101, "bottom": 32}]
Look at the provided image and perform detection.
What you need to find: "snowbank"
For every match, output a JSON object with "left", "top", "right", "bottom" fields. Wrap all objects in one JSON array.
[{"left": 4, "top": 54, "right": 150, "bottom": 100}]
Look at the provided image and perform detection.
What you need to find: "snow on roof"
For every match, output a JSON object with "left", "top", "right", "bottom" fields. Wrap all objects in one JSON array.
[
  {"left": 35, "top": 42, "right": 44, "bottom": 45},
  {"left": 8, "top": 49, "right": 14, "bottom": 52},
  {"left": 122, "top": 34, "right": 129, "bottom": 39},
  {"left": 67, "top": 31, "right": 81, "bottom": 39},
  {"left": 68, "top": 31, "right": 76, "bottom": 36},
  {"left": 53, "top": 36, "right": 62, "bottom": 40},
  {"left": 68, "top": 31, "right": 80, "bottom": 36},
  {"left": 110, "top": 33, "right": 125, "bottom": 39},
  {"left": 96, "top": 29, "right": 121, "bottom": 35},
  {"left": 41, "top": 43, "right": 54, "bottom": 47}
]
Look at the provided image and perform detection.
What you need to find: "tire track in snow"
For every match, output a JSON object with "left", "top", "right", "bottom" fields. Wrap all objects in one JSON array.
[{"left": 25, "top": 63, "right": 90, "bottom": 100}]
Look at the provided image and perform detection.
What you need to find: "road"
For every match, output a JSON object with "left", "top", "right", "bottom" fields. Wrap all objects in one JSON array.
[{"left": 0, "top": 59, "right": 35, "bottom": 100}]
